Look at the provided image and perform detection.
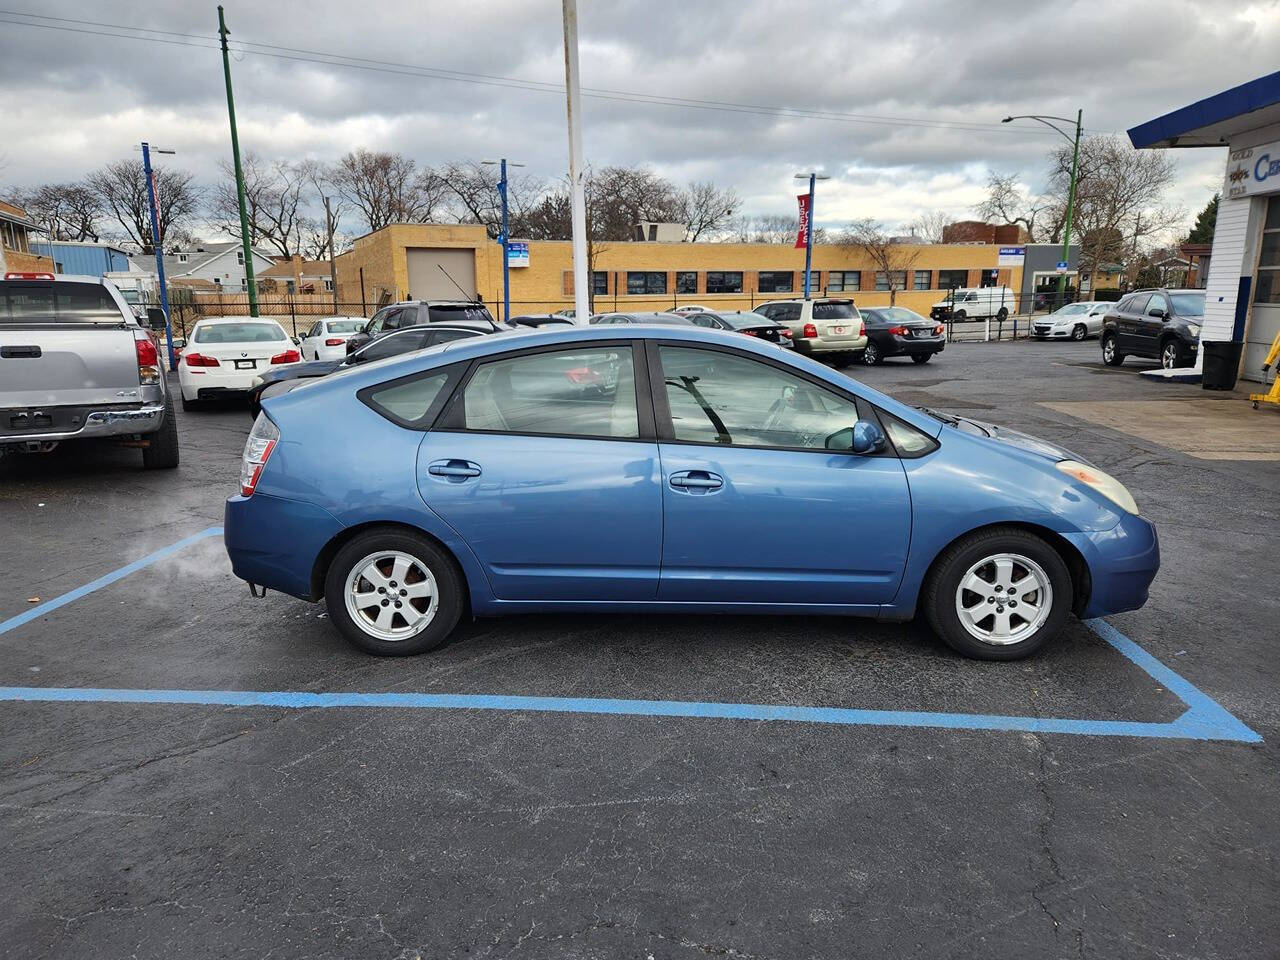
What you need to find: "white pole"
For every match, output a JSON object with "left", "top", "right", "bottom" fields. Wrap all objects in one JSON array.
[{"left": 562, "top": 0, "right": 590, "bottom": 323}]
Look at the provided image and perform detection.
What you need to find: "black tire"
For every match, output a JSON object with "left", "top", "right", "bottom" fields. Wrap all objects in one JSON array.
[
  {"left": 996, "top": 307, "right": 1009, "bottom": 321},
  {"left": 862, "top": 341, "right": 882, "bottom": 365},
  {"left": 142, "top": 391, "right": 180, "bottom": 469},
  {"left": 830, "top": 352, "right": 854, "bottom": 368},
  {"left": 954, "top": 310, "right": 967, "bottom": 320},
  {"left": 324, "top": 528, "right": 464, "bottom": 656},
  {"left": 1102, "top": 333, "right": 1125, "bottom": 366},
  {"left": 1071, "top": 324, "right": 1087, "bottom": 341},
  {"left": 180, "top": 394, "right": 198, "bottom": 412},
  {"left": 922, "top": 526, "right": 1073, "bottom": 661},
  {"left": 911, "top": 354, "right": 931, "bottom": 364}
]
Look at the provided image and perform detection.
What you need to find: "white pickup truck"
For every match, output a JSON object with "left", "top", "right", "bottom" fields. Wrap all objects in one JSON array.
[{"left": 0, "top": 271, "right": 179, "bottom": 468}]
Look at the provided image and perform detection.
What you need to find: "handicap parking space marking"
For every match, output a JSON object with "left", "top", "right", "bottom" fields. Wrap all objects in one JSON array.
[
  {"left": 0, "top": 529, "right": 1261, "bottom": 744},
  {"left": 0, "top": 527, "right": 225, "bottom": 638}
]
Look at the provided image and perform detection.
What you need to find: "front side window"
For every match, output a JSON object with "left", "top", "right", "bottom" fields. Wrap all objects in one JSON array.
[
  {"left": 460, "top": 346, "right": 638, "bottom": 439},
  {"left": 1146, "top": 294, "right": 1170, "bottom": 317},
  {"left": 659, "top": 346, "right": 859, "bottom": 451},
  {"left": 757, "top": 271, "right": 794, "bottom": 293},
  {"left": 706, "top": 271, "right": 743, "bottom": 294},
  {"left": 676, "top": 271, "right": 698, "bottom": 294},
  {"left": 627, "top": 271, "right": 667, "bottom": 295}
]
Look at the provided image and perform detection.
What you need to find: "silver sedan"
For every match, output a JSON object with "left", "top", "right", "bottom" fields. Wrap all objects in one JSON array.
[{"left": 1032, "top": 302, "right": 1111, "bottom": 341}]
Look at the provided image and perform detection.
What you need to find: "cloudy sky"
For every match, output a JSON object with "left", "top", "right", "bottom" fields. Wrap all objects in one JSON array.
[{"left": 1, "top": 0, "right": 1276, "bottom": 238}]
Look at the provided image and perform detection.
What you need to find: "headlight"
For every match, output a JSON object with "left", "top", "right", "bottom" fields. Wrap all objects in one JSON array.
[
  {"left": 1187, "top": 323, "right": 1201, "bottom": 337},
  {"left": 1056, "top": 460, "right": 1139, "bottom": 514}
]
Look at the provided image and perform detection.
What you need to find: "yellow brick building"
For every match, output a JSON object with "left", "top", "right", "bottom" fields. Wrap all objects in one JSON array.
[{"left": 334, "top": 223, "right": 1024, "bottom": 318}]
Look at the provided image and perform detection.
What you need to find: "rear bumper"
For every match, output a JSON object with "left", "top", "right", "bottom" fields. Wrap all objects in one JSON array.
[
  {"left": 224, "top": 493, "right": 346, "bottom": 600},
  {"left": 794, "top": 335, "right": 868, "bottom": 355},
  {"left": 1069, "top": 513, "right": 1160, "bottom": 619},
  {"left": 886, "top": 337, "right": 944, "bottom": 356},
  {"left": 0, "top": 401, "right": 166, "bottom": 443},
  {"left": 182, "top": 363, "right": 302, "bottom": 399}
]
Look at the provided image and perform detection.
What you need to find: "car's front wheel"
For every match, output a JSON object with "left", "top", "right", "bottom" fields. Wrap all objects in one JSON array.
[
  {"left": 922, "top": 527, "right": 1072, "bottom": 660},
  {"left": 325, "top": 528, "right": 464, "bottom": 656},
  {"left": 1071, "top": 324, "right": 1087, "bottom": 341},
  {"left": 1160, "top": 339, "right": 1186, "bottom": 369}
]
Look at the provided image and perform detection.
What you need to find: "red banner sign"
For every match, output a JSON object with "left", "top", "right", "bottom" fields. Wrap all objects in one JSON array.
[{"left": 794, "top": 193, "right": 810, "bottom": 249}]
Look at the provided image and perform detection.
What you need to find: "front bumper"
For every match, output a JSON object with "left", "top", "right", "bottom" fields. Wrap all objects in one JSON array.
[
  {"left": 794, "top": 334, "right": 868, "bottom": 356},
  {"left": 1069, "top": 512, "right": 1160, "bottom": 619},
  {"left": 0, "top": 401, "right": 166, "bottom": 444},
  {"left": 1032, "top": 325, "right": 1071, "bottom": 338},
  {"left": 224, "top": 492, "right": 346, "bottom": 600}
]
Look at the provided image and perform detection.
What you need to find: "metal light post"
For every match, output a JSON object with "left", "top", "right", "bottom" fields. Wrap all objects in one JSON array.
[
  {"left": 483, "top": 158, "right": 525, "bottom": 323},
  {"left": 1002, "top": 110, "right": 1083, "bottom": 304},
  {"left": 218, "top": 5, "right": 259, "bottom": 316},
  {"left": 561, "top": 0, "right": 590, "bottom": 323},
  {"left": 793, "top": 172, "right": 830, "bottom": 300},
  {"left": 141, "top": 142, "right": 178, "bottom": 370}
]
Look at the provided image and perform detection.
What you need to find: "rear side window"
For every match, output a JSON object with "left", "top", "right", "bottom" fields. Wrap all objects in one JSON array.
[
  {"left": 0, "top": 281, "right": 121, "bottom": 322},
  {"left": 812, "top": 301, "right": 857, "bottom": 320}
]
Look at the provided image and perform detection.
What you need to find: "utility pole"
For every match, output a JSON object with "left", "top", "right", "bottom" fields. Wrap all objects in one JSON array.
[
  {"left": 483, "top": 158, "right": 526, "bottom": 324},
  {"left": 322, "top": 195, "right": 338, "bottom": 311},
  {"left": 561, "top": 0, "right": 589, "bottom": 323},
  {"left": 218, "top": 5, "right": 259, "bottom": 316},
  {"left": 793, "top": 172, "right": 830, "bottom": 300},
  {"left": 141, "top": 141, "right": 178, "bottom": 370}
]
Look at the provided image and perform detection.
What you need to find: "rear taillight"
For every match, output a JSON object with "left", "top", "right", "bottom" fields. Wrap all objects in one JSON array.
[
  {"left": 741, "top": 329, "right": 758, "bottom": 337},
  {"left": 858, "top": 322, "right": 866, "bottom": 337},
  {"left": 134, "top": 333, "right": 160, "bottom": 385},
  {"left": 802, "top": 323, "right": 818, "bottom": 339},
  {"left": 888, "top": 325, "right": 908, "bottom": 336},
  {"left": 779, "top": 327, "right": 793, "bottom": 338},
  {"left": 183, "top": 352, "right": 220, "bottom": 367},
  {"left": 271, "top": 349, "right": 301, "bottom": 364},
  {"left": 934, "top": 324, "right": 944, "bottom": 335},
  {"left": 324, "top": 337, "right": 345, "bottom": 346},
  {"left": 240, "top": 414, "right": 280, "bottom": 497}
]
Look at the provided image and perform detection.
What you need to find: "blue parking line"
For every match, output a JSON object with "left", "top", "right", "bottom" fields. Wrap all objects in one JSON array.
[
  {"left": 0, "top": 527, "right": 224, "bottom": 637},
  {"left": 0, "top": 528, "right": 1262, "bottom": 743}
]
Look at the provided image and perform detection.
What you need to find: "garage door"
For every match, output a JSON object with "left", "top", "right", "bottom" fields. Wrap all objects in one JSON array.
[{"left": 406, "top": 248, "right": 477, "bottom": 301}]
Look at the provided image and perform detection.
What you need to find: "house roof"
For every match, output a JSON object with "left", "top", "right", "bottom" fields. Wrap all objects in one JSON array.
[
  {"left": 1128, "top": 70, "right": 1280, "bottom": 149},
  {"left": 126, "top": 242, "right": 274, "bottom": 279},
  {"left": 259, "top": 258, "right": 332, "bottom": 279}
]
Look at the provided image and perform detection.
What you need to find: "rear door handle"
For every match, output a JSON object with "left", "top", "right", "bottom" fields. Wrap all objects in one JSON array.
[
  {"left": 669, "top": 470, "right": 723, "bottom": 492},
  {"left": 427, "top": 459, "right": 482, "bottom": 479}
]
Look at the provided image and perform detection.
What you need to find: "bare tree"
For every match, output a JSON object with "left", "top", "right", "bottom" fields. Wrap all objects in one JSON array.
[
  {"left": 588, "top": 166, "right": 681, "bottom": 240},
  {"left": 975, "top": 171, "right": 1045, "bottom": 240},
  {"left": 211, "top": 153, "right": 313, "bottom": 259},
  {"left": 86, "top": 159, "right": 201, "bottom": 254},
  {"left": 676, "top": 181, "right": 739, "bottom": 241},
  {"left": 12, "top": 182, "right": 104, "bottom": 241},
  {"left": 839, "top": 219, "right": 920, "bottom": 306},
  {"left": 326, "top": 150, "right": 448, "bottom": 233},
  {"left": 906, "top": 209, "right": 951, "bottom": 244}
]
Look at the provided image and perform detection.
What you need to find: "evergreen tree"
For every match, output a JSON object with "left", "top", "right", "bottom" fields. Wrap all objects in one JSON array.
[{"left": 1187, "top": 194, "right": 1218, "bottom": 243}]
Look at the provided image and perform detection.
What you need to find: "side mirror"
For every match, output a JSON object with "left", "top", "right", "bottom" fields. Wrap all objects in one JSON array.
[
  {"left": 292, "top": 336, "right": 301, "bottom": 345},
  {"left": 826, "top": 420, "right": 887, "bottom": 454},
  {"left": 145, "top": 307, "right": 166, "bottom": 330}
]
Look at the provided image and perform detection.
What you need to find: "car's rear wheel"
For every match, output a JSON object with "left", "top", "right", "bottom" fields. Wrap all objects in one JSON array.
[
  {"left": 862, "top": 341, "right": 882, "bottom": 365},
  {"left": 911, "top": 354, "right": 931, "bottom": 364},
  {"left": 141, "top": 391, "right": 180, "bottom": 469},
  {"left": 1102, "top": 333, "right": 1125, "bottom": 366},
  {"left": 922, "top": 527, "right": 1072, "bottom": 660},
  {"left": 325, "top": 529, "right": 464, "bottom": 656},
  {"left": 954, "top": 310, "right": 967, "bottom": 320},
  {"left": 996, "top": 307, "right": 1009, "bottom": 321},
  {"left": 1071, "top": 324, "right": 1087, "bottom": 341}
]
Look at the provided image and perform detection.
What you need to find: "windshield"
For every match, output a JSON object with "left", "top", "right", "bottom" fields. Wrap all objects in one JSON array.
[
  {"left": 812, "top": 301, "right": 858, "bottom": 320},
  {"left": 1170, "top": 293, "right": 1205, "bottom": 317},
  {"left": 326, "top": 320, "right": 365, "bottom": 333},
  {"left": 1052, "top": 303, "right": 1090, "bottom": 316},
  {"left": 194, "top": 322, "right": 287, "bottom": 343},
  {"left": 0, "top": 280, "right": 123, "bottom": 323}
]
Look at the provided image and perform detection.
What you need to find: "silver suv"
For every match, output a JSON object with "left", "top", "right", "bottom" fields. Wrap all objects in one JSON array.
[
  {"left": 753, "top": 298, "right": 867, "bottom": 366},
  {"left": 0, "top": 272, "right": 178, "bottom": 468}
]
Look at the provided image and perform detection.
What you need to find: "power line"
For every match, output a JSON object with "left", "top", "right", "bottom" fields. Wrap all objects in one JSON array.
[{"left": 0, "top": 10, "right": 1103, "bottom": 138}]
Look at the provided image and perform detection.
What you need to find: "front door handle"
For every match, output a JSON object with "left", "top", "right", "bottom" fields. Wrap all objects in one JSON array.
[
  {"left": 427, "top": 458, "right": 482, "bottom": 479},
  {"left": 669, "top": 470, "right": 723, "bottom": 492}
]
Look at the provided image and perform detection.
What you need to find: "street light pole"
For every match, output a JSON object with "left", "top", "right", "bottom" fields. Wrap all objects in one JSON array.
[
  {"left": 483, "top": 158, "right": 525, "bottom": 324},
  {"left": 1002, "top": 110, "right": 1084, "bottom": 304},
  {"left": 218, "top": 5, "right": 259, "bottom": 317},
  {"left": 561, "top": 0, "right": 590, "bottom": 323},
  {"left": 141, "top": 141, "right": 177, "bottom": 370},
  {"left": 793, "top": 172, "right": 830, "bottom": 301}
]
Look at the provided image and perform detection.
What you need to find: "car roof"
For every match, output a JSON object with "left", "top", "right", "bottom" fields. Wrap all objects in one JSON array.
[{"left": 195, "top": 316, "right": 285, "bottom": 325}]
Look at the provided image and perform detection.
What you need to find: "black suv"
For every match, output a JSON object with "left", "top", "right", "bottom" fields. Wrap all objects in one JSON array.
[
  {"left": 345, "top": 300, "right": 503, "bottom": 355},
  {"left": 1101, "top": 288, "right": 1205, "bottom": 369}
]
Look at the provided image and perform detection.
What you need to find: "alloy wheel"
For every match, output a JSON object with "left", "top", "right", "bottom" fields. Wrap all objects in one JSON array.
[
  {"left": 1072, "top": 324, "right": 1086, "bottom": 341},
  {"left": 344, "top": 550, "right": 439, "bottom": 641},
  {"left": 862, "top": 343, "right": 879, "bottom": 365},
  {"left": 953, "top": 553, "right": 1053, "bottom": 646},
  {"left": 1103, "top": 338, "right": 1115, "bottom": 362},
  {"left": 1161, "top": 342, "right": 1180, "bottom": 369}
]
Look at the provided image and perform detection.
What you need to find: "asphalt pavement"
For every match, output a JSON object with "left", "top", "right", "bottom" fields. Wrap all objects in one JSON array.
[{"left": 1, "top": 337, "right": 1277, "bottom": 959}]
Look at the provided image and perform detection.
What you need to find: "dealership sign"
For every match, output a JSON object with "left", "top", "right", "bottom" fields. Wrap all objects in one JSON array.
[
  {"left": 794, "top": 194, "right": 811, "bottom": 249},
  {"left": 1224, "top": 138, "right": 1280, "bottom": 199},
  {"left": 997, "top": 246, "right": 1025, "bottom": 267},
  {"left": 506, "top": 241, "right": 529, "bottom": 268}
]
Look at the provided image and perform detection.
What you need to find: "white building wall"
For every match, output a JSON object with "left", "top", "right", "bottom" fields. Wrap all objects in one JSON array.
[{"left": 1200, "top": 195, "right": 1261, "bottom": 342}]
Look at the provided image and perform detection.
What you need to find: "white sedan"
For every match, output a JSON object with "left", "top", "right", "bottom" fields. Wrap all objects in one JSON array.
[
  {"left": 1032, "top": 301, "right": 1111, "bottom": 341},
  {"left": 298, "top": 316, "right": 369, "bottom": 361},
  {"left": 178, "top": 317, "right": 302, "bottom": 410}
]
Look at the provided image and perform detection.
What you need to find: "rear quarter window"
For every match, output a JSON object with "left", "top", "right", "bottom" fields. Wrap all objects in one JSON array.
[{"left": 360, "top": 362, "right": 467, "bottom": 429}]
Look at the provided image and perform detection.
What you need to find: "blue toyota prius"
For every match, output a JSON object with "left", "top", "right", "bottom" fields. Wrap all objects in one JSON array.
[{"left": 225, "top": 324, "right": 1158, "bottom": 661}]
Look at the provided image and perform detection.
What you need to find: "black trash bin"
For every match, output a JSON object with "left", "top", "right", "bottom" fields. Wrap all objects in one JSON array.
[{"left": 1201, "top": 341, "right": 1244, "bottom": 391}]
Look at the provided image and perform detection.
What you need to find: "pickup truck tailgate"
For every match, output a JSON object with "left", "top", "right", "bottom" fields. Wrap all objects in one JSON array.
[{"left": 0, "top": 327, "right": 141, "bottom": 408}]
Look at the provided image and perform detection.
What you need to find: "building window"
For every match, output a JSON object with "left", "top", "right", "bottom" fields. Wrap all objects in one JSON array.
[
  {"left": 937, "top": 269, "right": 968, "bottom": 290},
  {"left": 323, "top": 277, "right": 334, "bottom": 292},
  {"left": 592, "top": 271, "right": 608, "bottom": 296},
  {"left": 827, "top": 270, "right": 860, "bottom": 292},
  {"left": 627, "top": 271, "right": 666, "bottom": 295},
  {"left": 676, "top": 271, "right": 698, "bottom": 294},
  {"left": 875, "top": 271, "right": 907, "bottom": 291},
  {"left": 178, "top": 253, "right": 188, "bottom": 263},
  {"left": 757, "top": 271, "right": 794, "bottom": 293},
  {"left": 913, "top": 270, "right": 932, "bottom": 290},
  {"left": 236, "top": 251, "right": 245, "bottom": 265},
  {"left": 706, "top": 271, "right": 743, "bottom": 294},
  {"left": 1256, "top": 196, "right": 1280, "bottom": 305},
  {"left": 285, "top": 280, "right": 296, "bottom": 294}
]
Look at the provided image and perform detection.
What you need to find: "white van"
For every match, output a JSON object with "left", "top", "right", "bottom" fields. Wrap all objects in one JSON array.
[{"left": 930, "top": 286, "right": 1016, "bottom": 322}]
